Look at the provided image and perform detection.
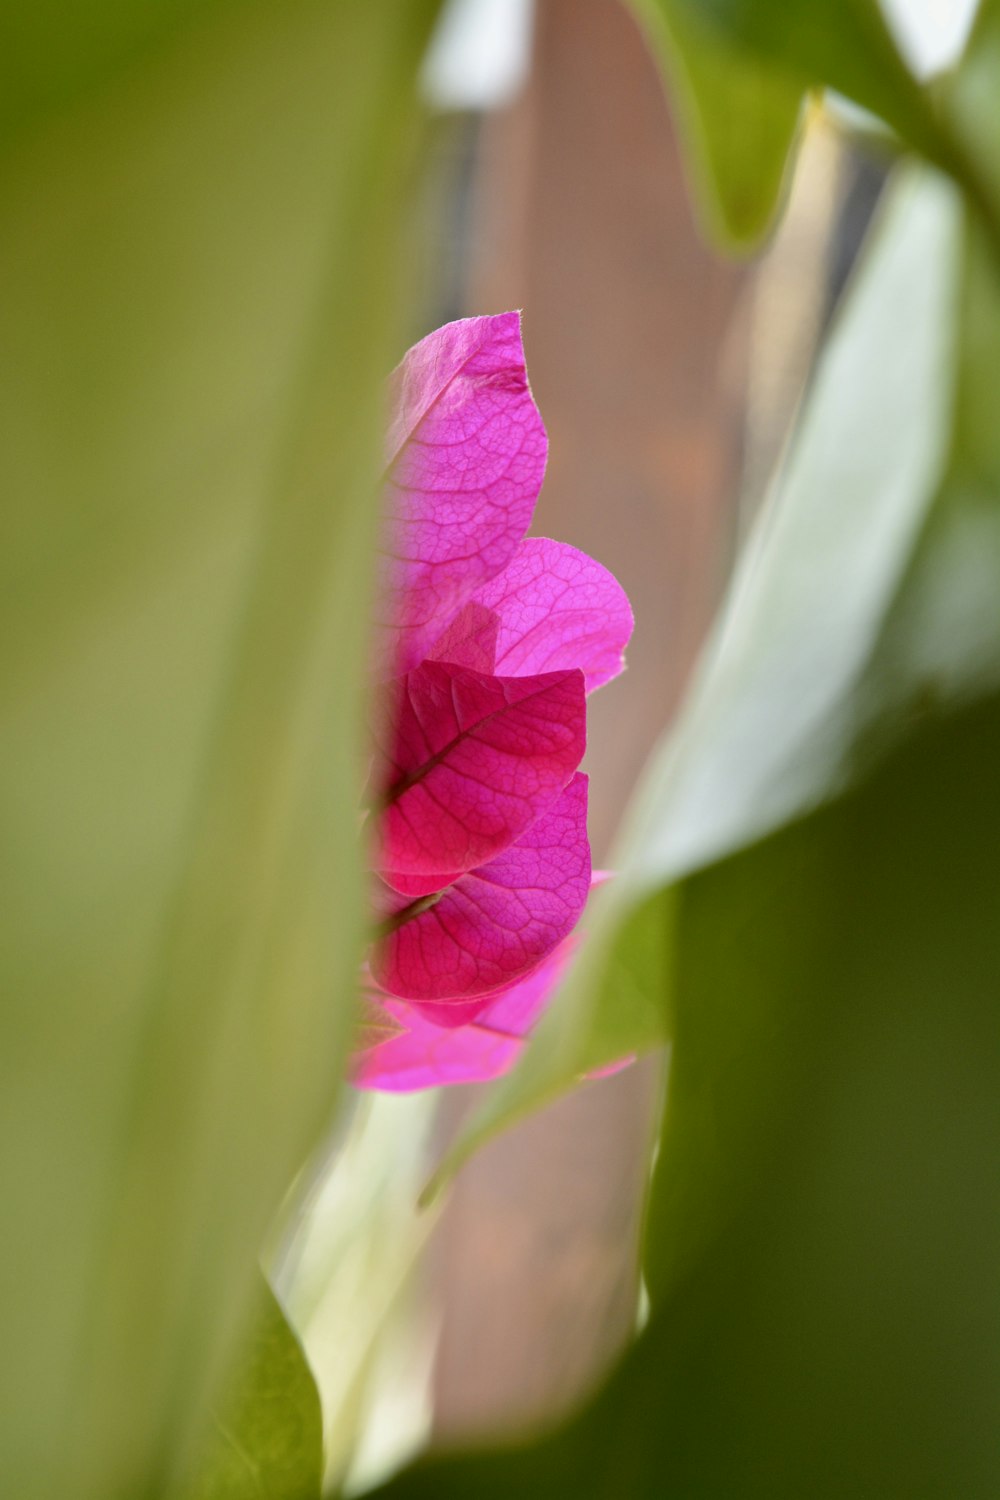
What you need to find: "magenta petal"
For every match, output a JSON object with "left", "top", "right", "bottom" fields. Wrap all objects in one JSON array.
[
  {"left": 371, "top": 773, "right": 591, "bottom": 1007},
  {"left": 472, "top": 538, "right": 634, "bottom": 692},
  {"left": 351, "top": 997, "right": 523, "bottom": 1092},
  {"left": 427, "top": 601, "right": 500, "bottom": 674},
  {"left": 380, "top": 312, "right": 547, "bottom": 675},
  {"left": 356, "top": 874, "right": 609, "bottom": 1092},
  {"left": 380, "top": 869, "right": 463, "bottom": 899},
  {"left": 374, "top": 660, "right": 586, "bottom": 879},
  {"left": 475, "top": 939, "right": 575, "bottom": 1034},
  {"left": 354, "top": 940, "right": 573, "bottom": 1092},
  {"left": 399, "top": 992, "right": 502, "bottom": 1030},
  {"left": 405, "top": 932, "right": 575, "bottom": 1030}
]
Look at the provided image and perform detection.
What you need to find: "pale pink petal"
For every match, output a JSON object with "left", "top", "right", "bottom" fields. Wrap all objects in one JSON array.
[
  {"left": 353, "top": 943, "right": 571, "bottom": 1090},
  {"left": 373, "top": 661, "right": 585, "bottom": 879},
  {"left": 472, "top": 538, "right": 633, "bottom": 692},
  {"left": 379, "top": 313, "right": 547, "bottom": 675},
  {"left": 351, "top": 997, "right": 523, "bottom": 1092},
  {"left": 427, "top": 601, "right": 500, "bottom": 674},
  {"left": 370, "top": 773, "right": 591, "bottom": 1008}
]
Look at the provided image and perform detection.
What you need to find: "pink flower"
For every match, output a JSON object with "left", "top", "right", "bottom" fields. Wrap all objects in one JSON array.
[{"left": 354, "top": 313, "right": 632, "bottom": 1092}]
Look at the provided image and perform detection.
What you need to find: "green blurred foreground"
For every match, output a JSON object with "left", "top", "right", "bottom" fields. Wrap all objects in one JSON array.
[{"left": 3, "top": 2, "right": 1000, "bottom": 1497}]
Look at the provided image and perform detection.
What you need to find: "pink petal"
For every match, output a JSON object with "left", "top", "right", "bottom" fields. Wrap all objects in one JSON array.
[
  {"left": 373, "top": 660, "right": 586, "bottom": 880},
  {"left": 379, "top": 313, "right": 547, "bottom": 675},
  {"left": 352, "top": 942, "right": 572, "bottom": 1092},
  {"left": 370, "top": 773, "right": 591, "bottom": 1009},
  {"left": 354, "top": 874, "right": 631, "bottom": 1092},
  {"left": 427, "top": 601, "right": 500, "bottom": 674},
  {"left": 472, "top": 538, "right": 634, "bottom": 692},
  {"left": 351, "top": 997, "right": 523, "bottom": 1092},
  {"left": 379, "top": 869, "right": 464, "bottom": 899},
  {"left": 406, "top": 933, "right": 574, "bottom": 1030}
]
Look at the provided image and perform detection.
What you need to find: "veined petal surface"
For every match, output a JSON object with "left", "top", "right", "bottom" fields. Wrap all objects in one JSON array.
[
  {"left": 352, "top": 945, "right": 568, "bottom": 1092},
  {"left": 374, "top": 660, "right": 585, "bottom": 878},
  {"left": 473, "top": 537, "right": 634, "bottom": 691},
  {"left": 355, "top": 875, "right": 622, "bottom": 1090},
  {"left": 427, "top": 600, "right": 500, "bottom": 674},
  {"left": 380, "top": 312, "right": 547, "bottom": 674},
  {"left": 371, "top": 773, "right": 591, "bottom": 1006}
]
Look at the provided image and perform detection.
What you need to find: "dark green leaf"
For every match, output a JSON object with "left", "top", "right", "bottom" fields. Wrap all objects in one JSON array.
[{"left": 0, "top": 0, "right": 216, "bottom": 148}]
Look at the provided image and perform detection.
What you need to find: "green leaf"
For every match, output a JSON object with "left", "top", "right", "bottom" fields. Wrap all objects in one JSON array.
[
  {"left": 653, "top": 0, "right": 1000, "bottom": 257},
  {"left": 629, "top": 0, "right": 803, "bottom": 248},
  {"left": 374, "top": 687, "right": 1000, "bottom": 1499},
  {"left": 0, "top": 0, "right": 217, "bottom": 148},
  {"left": 426, "top": 168, "right": 963, "bottom": 1198},
  {"left": 861, "top": 211, "right": 1000, "bottom": 738},
  {"left": 945, "top": 0, "right": 1000, "bottom": 232},
  {"left": 667, "top": 0, "right": 939, "bottom": 162},
  {"left": 0, "top": 5, "right": 440, "bottom": 1498},
  {"left": 181, "top": 1280, "right": 322, "bottom": 1500}
]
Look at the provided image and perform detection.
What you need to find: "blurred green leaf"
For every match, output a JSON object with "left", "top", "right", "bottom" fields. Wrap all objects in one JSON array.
[
  {"left": 651, "top": 0, "right": 1000, "bottom": 255},
  {"left": 0, "top": 0, "right": 213, "bottom": 149},
  {"left": 665, "top": 0, "right": 938, "bottom": 160},
  {"left": 428, "top": 169, "right": 963, "bottom": 1196},
  {"left": 630, "top": 0, "right": 803, "bottom": 247},
  {"left": 945, "top": 0, "right": 1000, "bottom": 227},
  {"left": 375, "top": 687, "right": 1000, "bottom": 1499},
  {"left": 0, "top": 4, "right": 440, "bottom": 1498},
  {"left": 860, "top": 213, "right": 1000, "bottom": 741},
  {"left": 182, "top": 1280, "right": 322, "bottom": 1500}
]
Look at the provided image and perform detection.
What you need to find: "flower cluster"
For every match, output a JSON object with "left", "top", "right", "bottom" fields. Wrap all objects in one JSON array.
[{"left": 354, "top": 313, "right": 632, "bottom": 1091}]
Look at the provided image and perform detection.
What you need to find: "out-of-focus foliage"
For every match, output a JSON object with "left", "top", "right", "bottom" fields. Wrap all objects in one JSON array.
[
  {"left": 181, "top": 1280, "right": 322, "bottom": 1500},
  {"left": 0, "top": 0, "right": 215, "bottom": 145},
  {"left": 0, "top": 3, "right": 439, "bottom": 1498},
  {"left": 377, "top": 686, "right": 1000, "bottom": 1500},
  {"left": 662, "top": 0, "right": 937, "bottom": 157},
  {"left": 630, "top": 0, "right": 1000, "bottom": 250},
  {"left": 948, "top": 0, "right": 1000, "bottom": 224},
  {"left": 631, "top": 0, "right": 803, "bottom": 246}
]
